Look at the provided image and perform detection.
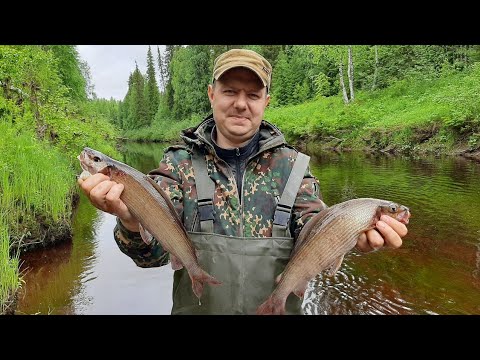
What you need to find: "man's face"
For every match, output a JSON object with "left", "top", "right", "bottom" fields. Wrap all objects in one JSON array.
[{"left": 208, "top": 67, "right": 270, "bottom": 148}]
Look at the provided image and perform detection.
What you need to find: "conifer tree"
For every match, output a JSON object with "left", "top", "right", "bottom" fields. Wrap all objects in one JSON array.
[
  {"left": 157, "top": 46, "right": 167, "bottom": 92},
  {"left": 118, "top": 73, "right": 133, "bottom": 129},
  {"left": 125, "top": 64, "right": 148, "bottom": 129},
  {"left": 144, "top": 46, "right": 160, "bottom": 125},
  {"left": 170, "top": 45, "right": 211, "bottom": 120},
  {"left": 164, "top": 45, "right": 178, "bottom": 112}
]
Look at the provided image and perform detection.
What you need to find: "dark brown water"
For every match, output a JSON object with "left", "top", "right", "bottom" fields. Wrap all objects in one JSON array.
[{"left": 16, "top": 143, "right": 480, "bottom": 315}]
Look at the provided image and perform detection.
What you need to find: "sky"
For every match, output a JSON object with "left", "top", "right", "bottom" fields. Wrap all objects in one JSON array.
[{"left": 77, "top": 45, "right": 165, "bottom": 101}]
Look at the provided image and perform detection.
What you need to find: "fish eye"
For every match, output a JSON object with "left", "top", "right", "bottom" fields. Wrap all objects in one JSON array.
[
  {"left": 93, "top": 156, "right": 101, "bottom": 162},
  {"left": 389, "top": 204, "right": 397, "bottom": 212}
]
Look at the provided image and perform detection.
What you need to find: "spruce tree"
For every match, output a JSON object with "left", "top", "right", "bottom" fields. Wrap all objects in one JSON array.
[
  {"left": 119, "top": 73, "right": 133, "bottom": 129},
  {"left": 144, "top": 46, "right": 160, "bottom": 125},
  {"left": 127, "top": 64, "right": 148, "bottom": 129}
]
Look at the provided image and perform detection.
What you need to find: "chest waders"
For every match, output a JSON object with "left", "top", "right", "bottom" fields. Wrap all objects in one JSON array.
[{"left": 171, "top": 150, "right": 311, "bottom": 315}]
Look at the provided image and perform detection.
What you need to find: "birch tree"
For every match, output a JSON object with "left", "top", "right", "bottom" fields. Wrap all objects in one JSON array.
[
  {"left": 338, "top": 52, "right": 349, "bottom": 104},
  {"left": 347, "top": 46, "right": 355, "bottom": 101},
  {"left": 371, "top": 45, "right": 379, "bottom": 90},
  {"left": 311, "top": 45, "right": 353, "bottom": 104}
]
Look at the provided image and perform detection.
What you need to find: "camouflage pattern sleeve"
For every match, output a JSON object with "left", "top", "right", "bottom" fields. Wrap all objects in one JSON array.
[
  {"left": 113, "top": 218, "right": 170, "bottom": 268},
  {"left": 147, "top": 147, "right": 190, "bottom": 221},
  {"left": 290, "top": 165, "right": 328, "bottom": 241}
]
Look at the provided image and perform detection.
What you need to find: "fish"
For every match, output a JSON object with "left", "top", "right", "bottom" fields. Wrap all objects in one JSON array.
[
  {"left": 78, "top": 147, "right": 221, "bottom": 299},
  {"left": 256, "top": 198, "right": 411, "bottom": 315}
]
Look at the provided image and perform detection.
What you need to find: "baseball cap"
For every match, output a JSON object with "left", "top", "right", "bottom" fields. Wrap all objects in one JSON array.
[{"left": 212, "top": 49, "right": 272, "bottom": 90}]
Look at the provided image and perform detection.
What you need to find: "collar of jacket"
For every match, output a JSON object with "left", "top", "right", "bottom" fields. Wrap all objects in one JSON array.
[
  {"left": 180, "top": 114, "right": 287, "bottom": 156},
  {"left": 211, "top": 126, "right": 260, "bottom": 161}
]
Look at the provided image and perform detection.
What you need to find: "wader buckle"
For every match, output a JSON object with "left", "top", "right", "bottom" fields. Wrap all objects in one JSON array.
[
  {"left": 273, "top": 204, "right": 292, "bottom": 227},
  {"left": 198, "top": 199, "right": 215, "bottom": 221}
]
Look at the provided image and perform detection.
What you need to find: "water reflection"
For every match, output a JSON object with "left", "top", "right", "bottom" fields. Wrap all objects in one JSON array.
[
  {"left": 16, "top": 192, "right": 98, "bottom": 315},
  {"left": 71, "top": 211, "right": 174, "bottom": 315},
  {"left": 473, "top": 231, "right": 480, "bottom": 280}
]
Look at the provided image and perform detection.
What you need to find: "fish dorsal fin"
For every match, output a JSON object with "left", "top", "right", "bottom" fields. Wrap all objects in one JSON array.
[{"left": 143, "top": 175, "right": 189, "bottom": 238}]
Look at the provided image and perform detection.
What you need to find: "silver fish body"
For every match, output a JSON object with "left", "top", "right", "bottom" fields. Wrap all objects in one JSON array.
[
  {"left": 256, "top": 198, "right": 411, "bottom": 315},
  {"left": 78, "top": 147, "right": 221, "bottom": 299}
]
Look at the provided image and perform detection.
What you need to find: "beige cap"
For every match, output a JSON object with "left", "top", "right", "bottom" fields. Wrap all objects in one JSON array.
[{"left": 212, "top": 49, "right": 272, "bottom": 89}]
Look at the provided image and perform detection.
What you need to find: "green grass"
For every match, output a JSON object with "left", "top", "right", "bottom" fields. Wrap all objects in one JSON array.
[
  {"left": 0, "top": 217, "right": 21, "bottom": 314},
  {"left": 122, "top": 115, "right": 203, "bottom": 143},
  {"left": 0, "top": 124, "right": 75, "bottom": 246},
  {"left": 129, "top": 65, "right": 480, "bottom": 153}
]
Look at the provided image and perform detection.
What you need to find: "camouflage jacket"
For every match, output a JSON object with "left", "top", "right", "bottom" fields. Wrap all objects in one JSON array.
[{"left": 114, "top": 115, "right": 327, "bottom": 267}]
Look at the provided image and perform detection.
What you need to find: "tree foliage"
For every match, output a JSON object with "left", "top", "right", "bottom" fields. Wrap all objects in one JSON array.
[
  {"left": 144, "top": 46, "right": 160, "bottom": 124},
  {"left": 170, "top": 45, "right": 212, "bottom": 120},
  {"left": 128, "top": 64, "right": 148, "bottom": 129},
  {"left": 42, "top": 45, "right": 88, "bottom": 101}
]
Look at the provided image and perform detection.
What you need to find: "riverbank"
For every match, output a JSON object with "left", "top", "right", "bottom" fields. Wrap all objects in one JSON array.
[
  {"left": 0, "top": 117, "right": 118, "bottom": 315},
  {"left": 290, "top": 126, "right": 480, "bottom": 164},
  {"left": 266, "top": 64, "right": 480, "bottom": 162},
  {"left": 120, "top": 121, "right": 480, "bottom": 165}
]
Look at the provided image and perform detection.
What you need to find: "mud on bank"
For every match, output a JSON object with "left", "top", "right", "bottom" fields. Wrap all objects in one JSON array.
[
  {"left": 294, "top": 123, "right": 480, "bottom": 163},
  {"left": 9, "top": 193, "right": 79, "bottom": 255}
]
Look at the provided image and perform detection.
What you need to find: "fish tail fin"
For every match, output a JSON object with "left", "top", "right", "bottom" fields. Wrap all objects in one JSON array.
[
  {"left": 256, "top": 295, "right": 286, "bottom": 315},
  {"left": 191, "top": 268, "right": 222, "bottom": 299}
]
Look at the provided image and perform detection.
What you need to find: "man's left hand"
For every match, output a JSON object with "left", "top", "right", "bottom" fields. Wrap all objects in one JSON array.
[{"left": 356, "top": 215, "right": 408, "bottom": 252}]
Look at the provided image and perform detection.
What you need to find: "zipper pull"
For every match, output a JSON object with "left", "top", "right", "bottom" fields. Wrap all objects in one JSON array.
[{"left": 236, "top": 148, "right": 240, "bottom": 156}]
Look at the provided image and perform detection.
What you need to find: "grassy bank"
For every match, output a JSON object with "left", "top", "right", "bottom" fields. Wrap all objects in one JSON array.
[
  {"left": 122, "top": 116, "right": 199, "bottom": 143},
  {"left": 0, "top": 45, "right": 123, "bottom": 313},
  {"left": 266, "top": 64, "right": 480, "bottom": 155},
  {"left": 0, "top": 104, "right": 118, "bottom": 314},
  {"left": 0, "top": 124, "right": 74, "bottom": 250}
]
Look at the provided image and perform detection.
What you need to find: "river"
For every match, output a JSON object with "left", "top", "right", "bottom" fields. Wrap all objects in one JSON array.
[{"left": 15, "top": 142, "right": 480, "bottom": 315}]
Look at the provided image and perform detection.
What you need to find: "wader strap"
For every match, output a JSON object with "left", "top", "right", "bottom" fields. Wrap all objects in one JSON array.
[
  {"left": 272, "top": 152, "right": 311, "bottom": 238},
  {"left": 191, "top": 149, "right": 215, "bottom": 233}
]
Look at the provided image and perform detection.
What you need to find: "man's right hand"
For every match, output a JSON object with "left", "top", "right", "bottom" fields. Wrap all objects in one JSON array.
[{"left": 77, "top": 173, "right": 140, "bottom": 232}]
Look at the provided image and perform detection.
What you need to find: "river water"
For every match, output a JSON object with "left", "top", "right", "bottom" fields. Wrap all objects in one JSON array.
[{"left": 15, "top": 143, "right": 480, "bottom": 315}]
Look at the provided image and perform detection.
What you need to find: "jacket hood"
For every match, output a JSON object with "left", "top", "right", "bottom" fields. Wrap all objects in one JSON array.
[{"left": 180, "top": 114, "right": 287, "bottom": 153}]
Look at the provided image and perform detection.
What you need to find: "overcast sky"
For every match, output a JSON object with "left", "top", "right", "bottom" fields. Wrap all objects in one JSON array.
[{"left": 77, "top": 45, "right": 165, "bottom": 101}]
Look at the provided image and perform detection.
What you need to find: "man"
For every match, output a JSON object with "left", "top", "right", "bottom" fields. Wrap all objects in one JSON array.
[{"left": 78, "top": 48, "right": 408, "bottom": 314}]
